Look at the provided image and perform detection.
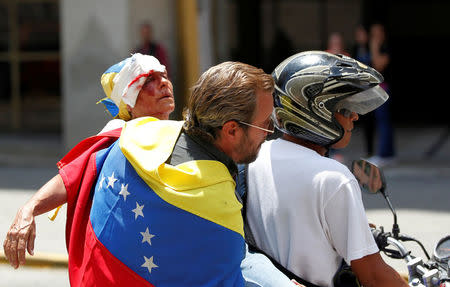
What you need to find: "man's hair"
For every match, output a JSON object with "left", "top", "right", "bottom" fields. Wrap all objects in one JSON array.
[{"left": 184, "top": 61, "right": 274, "bottom": 143}]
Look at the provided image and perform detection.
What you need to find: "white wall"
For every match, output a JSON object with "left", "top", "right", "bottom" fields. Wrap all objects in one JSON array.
[
  {"left": 61, "top": 0, "right": 129, "bottom": 149},
  {"left": 196, "top": 0, "right": 214, "bottom": 73}
]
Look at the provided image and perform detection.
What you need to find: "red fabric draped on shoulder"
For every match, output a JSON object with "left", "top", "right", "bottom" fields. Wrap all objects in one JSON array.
[{"left": 58, "top": 128, "right": 122, "bottom": 248}]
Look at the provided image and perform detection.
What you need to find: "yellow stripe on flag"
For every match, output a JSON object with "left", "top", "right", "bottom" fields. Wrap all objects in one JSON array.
[{"left": 120, "top": 117, "right": 244, "bottom": 237}]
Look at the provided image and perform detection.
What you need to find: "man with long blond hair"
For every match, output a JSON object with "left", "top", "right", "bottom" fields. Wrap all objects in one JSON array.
[{"left": 6, "top": 60, "right": 278, "bottom": 286}]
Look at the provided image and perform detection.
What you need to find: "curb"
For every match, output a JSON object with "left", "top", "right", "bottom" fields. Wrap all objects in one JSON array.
[{"left": 0, "top": 251, "right": 68, "bottom": 268}]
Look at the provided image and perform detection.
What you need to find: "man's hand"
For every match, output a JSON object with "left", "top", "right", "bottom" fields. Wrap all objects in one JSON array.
[
  {"left": 3, "top": 174, "right": 67, "bottom": 269},
  {"left": 3, "top": 206, "right": 36, "bottom": 269}
]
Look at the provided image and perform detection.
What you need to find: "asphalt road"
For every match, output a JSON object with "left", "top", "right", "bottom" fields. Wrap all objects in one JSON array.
[
  {"left": 0, "top": 125, "right": 449, "bottom": 286},
  {"left": 0, "top": 167, "right": 69, "bottom": 287}
]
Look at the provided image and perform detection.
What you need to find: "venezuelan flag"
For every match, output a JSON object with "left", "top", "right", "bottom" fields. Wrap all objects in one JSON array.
[
  {"left": 66, "top": 117, "right": 245, "bottom": 286},
  {"left": 98, "top": 57, "right": 131, "bottom": 117}
]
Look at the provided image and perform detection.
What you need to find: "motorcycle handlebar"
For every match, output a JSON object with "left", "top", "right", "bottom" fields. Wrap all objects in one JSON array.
[
  {"left": 371, "top": 228, "right": 445, "bottom": 287},
  {"left": 371, "top": 228, "right": 412, "bottom": 261},
  {"left": 371, "top": 228, "right": 386, "bottom": 248},
  {"left": 386, "top": 237, "right": 414, "bottom": 262},
  {"left": 371, "top": 228, "right": 383, "bottom": 241}
]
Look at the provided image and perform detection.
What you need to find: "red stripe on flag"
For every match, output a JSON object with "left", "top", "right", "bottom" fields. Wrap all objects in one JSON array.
[
  {"left": 60, "top": 128, "right": 154, "bottom": 286},
  {"left": 68, "top": 220, "right": 155, "bottom": 287},
  {"left": 58, "top": 128, "right": 122, "bottom": 169},
  {"left": 58, "top": 128, "right": 121, "bottom": 249}
]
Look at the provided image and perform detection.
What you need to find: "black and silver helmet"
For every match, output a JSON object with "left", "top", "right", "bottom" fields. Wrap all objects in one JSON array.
[{"left": 272, "top": 50, "right": 389, "bottom": 146}]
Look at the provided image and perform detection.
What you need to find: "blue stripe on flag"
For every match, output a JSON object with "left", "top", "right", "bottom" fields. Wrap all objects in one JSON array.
[{"left": 90, "top": 141, "right": 245, "bottom": 286}]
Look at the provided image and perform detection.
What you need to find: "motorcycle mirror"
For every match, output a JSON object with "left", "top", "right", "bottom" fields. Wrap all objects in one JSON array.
[
  {"left": 351, "top": 159, "right": 386, "bottom": 195},
  {"left": 352, "top": 158, "right": 401, "bottom": 238}
]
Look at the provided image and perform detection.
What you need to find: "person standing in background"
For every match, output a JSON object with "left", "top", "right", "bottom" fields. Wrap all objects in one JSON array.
[
  {"left": 368, "top": 22, "right": 396, "bottom": 166},
  {"left": 134, "top": 21, "right": 170, "bottom": 76},
  {"left": 325, "top": 32, "right": 350, "bottom": 56},
  {"left": 351, "top": 24, "right": 375, "bottom": 158},
  {"left": 352, "top": 25, "right": 371, "bottom": 67}
]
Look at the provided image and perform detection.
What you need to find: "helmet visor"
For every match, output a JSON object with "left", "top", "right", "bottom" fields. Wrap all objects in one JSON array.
[{"left": 334, "top": 85, "right": 389, "bottom": 115}]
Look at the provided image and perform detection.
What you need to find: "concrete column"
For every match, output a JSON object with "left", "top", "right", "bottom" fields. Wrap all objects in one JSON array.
[
  {"left": 176, "top": 0, "right": 199, "bottom": 109},
  {"left": 61, "top": 0, "right": 129, "bottom": 149},
  {"left": 214, "top": 0, "right": 231, "bottom": 63},
  {"left": 197, "top": 0, "right": 214, "bottom": 73}
]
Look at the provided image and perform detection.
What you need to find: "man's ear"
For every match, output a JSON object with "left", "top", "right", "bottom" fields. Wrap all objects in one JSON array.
[
  {"left": 214, "top": 120, "right": 241, "bottom": 157},
  {"left": 221, "top": 120, "right": 240, "bottom": 139}
]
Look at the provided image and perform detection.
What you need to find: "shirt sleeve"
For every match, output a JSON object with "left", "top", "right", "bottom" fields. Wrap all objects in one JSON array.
[{"left": 323, "top": 179, "right": 379, "bottom": 264}]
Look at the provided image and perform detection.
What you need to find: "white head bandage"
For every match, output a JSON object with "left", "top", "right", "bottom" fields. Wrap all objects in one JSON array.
[{"left": 110, "top": 53, "right": 166, "bottom": 108}]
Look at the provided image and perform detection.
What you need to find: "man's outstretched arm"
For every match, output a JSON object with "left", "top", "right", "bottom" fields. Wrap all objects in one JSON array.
[{"left": 3, "top": 174, "right": 67, "bottom": 268}]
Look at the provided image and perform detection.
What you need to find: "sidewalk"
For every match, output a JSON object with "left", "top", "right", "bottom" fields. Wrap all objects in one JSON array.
[
  {"left": 0, "top": 133, "right": 69, "bottom": 286},
  {"left": 0, "top": 132, "right": 63, "bottom": 169}
]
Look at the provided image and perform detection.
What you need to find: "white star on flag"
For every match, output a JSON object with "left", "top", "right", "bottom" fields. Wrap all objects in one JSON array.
[
  {"left": 119, "top": 183, "right": 130, "bottom": 201},
  {"left": 132, "top": 202, "right": 144, "bottom": 219},
  {"left": 140, "top": 227, "right": 155, "bottom": 245},
  {"left": 98, "top": 175, "right": 106, "bottom": 189},
  {"left": 107, "top": 172, "right": 118, "bottom": 188},
  {"left": 141, "top": 256, "right": 158, "bottom": 273}
]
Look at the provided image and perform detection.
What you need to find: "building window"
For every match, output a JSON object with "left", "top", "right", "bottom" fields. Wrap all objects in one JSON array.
[{"left": 0, "top": 0, "right": 60, "bottom": 133}]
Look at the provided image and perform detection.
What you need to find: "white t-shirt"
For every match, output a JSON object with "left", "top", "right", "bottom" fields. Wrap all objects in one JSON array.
[{"left": 246, "top": 138, "right": 378, "bottom": 287}]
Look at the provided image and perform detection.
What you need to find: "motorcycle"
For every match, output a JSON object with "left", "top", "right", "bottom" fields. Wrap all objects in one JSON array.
[{"left": 351, "top": 159, "right": 450, "bottom": 287}]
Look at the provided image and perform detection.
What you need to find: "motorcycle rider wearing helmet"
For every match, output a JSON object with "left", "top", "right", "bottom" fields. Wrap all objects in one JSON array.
[{"left": 241, "top": 51, "right": 408, "bottom": 287}]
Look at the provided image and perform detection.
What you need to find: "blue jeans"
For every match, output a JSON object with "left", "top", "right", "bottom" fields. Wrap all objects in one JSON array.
[
  {"left": 241, "top": 244, "right": 297, "bottom": 287},
  {"left": 375, "top": 92, "right": 395, "bottom": 158}
]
